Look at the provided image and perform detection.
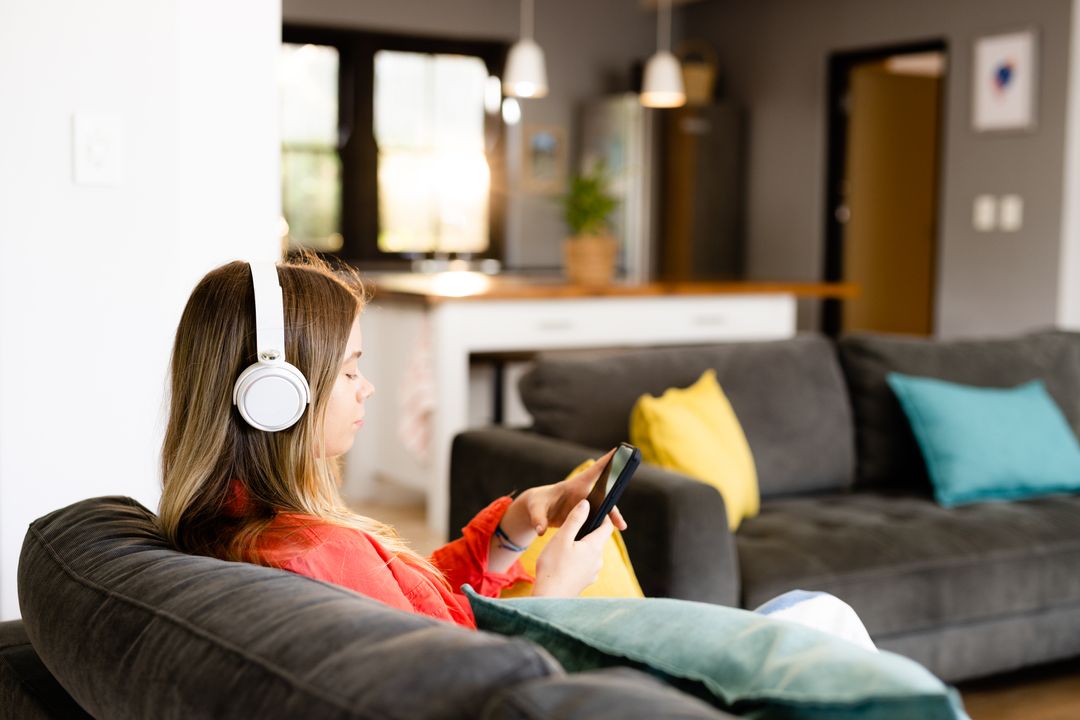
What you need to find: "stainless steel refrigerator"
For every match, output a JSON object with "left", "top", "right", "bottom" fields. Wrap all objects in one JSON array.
[
  {"left": 579, "top": 94, "right": 661, "bottom": 283},
  {"left": 579, "top": 94, "right": 744, "bottom": 283}
]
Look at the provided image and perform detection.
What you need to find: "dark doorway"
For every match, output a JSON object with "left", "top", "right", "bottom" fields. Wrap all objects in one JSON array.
[{"left": 822, "top": 41, "right": 947, "bottom": 337}]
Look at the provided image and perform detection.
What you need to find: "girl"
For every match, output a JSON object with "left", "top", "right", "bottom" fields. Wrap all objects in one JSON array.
[{"left": 158, "top": 254, "right": 624, "bottom": 629}]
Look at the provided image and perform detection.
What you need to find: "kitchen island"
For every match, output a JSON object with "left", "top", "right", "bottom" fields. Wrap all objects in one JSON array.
[{"left": 347, "top": 273, "right": 856, "bottom": 537}]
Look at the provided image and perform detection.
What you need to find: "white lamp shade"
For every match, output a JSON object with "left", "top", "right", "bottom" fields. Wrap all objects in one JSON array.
[
  {"left": 640, "top": 50, "right": 686, "bottom": 108},
  {"left": 503, "top": 38, "right": 548, "bottom": 98}
]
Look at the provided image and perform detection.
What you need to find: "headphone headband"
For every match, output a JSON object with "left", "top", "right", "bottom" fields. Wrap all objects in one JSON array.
[
  {"left": 232, "top": 261, "right": 311, "bottom": 432},
  {"left": 250, "top": 261, "right": 287, "bottom": 364}
]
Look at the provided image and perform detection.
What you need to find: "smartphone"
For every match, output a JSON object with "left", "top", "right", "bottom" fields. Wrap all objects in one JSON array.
[{"left": 575, "top": 442, "right": 641, "bottom": 541}]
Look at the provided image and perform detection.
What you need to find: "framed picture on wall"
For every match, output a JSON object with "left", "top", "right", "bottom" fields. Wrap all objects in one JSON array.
[
  {"left": 972, "top": 29, "right": 1037, "bottom": 132},
  {"left": 522, "top": 125, "right": 568, "bottom": 194}
]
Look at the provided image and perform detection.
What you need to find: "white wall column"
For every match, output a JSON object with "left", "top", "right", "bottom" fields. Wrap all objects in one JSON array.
[{"left": 0, "top": 0, "right": 282, "bottom": 620}]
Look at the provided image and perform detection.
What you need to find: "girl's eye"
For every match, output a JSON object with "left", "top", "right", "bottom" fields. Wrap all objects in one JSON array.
[{"left": 345, "top": 373, "right": 358, "bottom": 381}]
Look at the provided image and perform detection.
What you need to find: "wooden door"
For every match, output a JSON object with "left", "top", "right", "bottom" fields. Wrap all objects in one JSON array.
[{"left": 841, "top": 64, "right": 940, "bottom": 335}]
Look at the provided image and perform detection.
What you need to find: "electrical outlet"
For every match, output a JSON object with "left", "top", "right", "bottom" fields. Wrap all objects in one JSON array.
[
  {"left": 72, "top": 112, "right": 125, "bottom": 187},
  {"left": 1000, "top": 195, "right": 1024, "bottom": 232},
  {"left": 973, "top": 194, "right": 996, "bottom": 232}
]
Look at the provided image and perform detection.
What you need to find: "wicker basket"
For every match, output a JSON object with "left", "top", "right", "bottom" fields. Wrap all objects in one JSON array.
[
  {"left": 677, "top": 40, "right": 719, "bottom": 106},
  {"left": 563, "top": 235, "right": 618, "bottom": 286}
]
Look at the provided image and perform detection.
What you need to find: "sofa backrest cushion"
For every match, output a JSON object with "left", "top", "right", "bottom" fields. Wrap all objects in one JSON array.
[
  {"left": 18, "top": 497, "right": 560, "bottom": 720},
  {"left": 838, "top": 330, "right": 1080, "bottom": 493},
  {"left": 519, "top": 335, "right": 855, "bottom": 497}
]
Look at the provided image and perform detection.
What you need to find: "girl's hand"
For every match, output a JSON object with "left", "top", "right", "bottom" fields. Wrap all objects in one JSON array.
[
  {"left": 487, "top": 449, "right": 628, "bottom": 574},
  {"left": 518, "top": 449, "right": 628, "bottom": 535},
  {"left": 532, "top": 499, "right": 615, "bottom": 597}
]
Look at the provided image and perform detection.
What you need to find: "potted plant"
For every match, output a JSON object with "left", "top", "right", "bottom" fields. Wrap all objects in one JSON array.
[{"left": 560, "top": 163, "right": 619, "bottom": 286}]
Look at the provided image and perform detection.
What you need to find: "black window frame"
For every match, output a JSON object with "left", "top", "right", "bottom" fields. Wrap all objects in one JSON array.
[{"left": 282, "top": 24, "right": 509, "bottom": 268}]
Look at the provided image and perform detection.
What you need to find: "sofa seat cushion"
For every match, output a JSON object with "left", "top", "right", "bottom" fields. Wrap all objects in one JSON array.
[
  {"left": 0, "top": 620, "right": 90, "bottom": 719},
  {"left": 737, "top": 493, "right": 1080, "bottom": 639}
]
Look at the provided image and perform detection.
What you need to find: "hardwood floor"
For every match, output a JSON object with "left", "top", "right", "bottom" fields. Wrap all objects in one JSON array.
[
  {"left": 349, "top": 498, "right": 1080, "bottom": 719},
  {"left": 958, "top": 659, "right": 1080, "bottom": 720}
]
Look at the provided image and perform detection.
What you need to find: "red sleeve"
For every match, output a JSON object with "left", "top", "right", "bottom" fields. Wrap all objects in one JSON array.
[
  {"left": 275, "top": 530, "right": 418, "bottom": 614},
  {"left": 429, "top": 496, "right": 532, "bottom": 597}
]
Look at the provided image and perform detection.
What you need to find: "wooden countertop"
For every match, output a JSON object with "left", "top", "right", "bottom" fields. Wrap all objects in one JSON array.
[{"left": 364, "top": 273, "right": 859, "bottom": 303}]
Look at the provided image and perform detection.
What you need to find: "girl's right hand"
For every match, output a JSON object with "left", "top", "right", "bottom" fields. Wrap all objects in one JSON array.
[{"left": 532, "top": 499, "right": 614, "bottom": 598}]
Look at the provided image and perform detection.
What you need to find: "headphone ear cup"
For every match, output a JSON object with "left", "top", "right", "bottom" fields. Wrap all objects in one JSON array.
[{"left": 233, "top": 361, "right": 311, "bottom": 432}]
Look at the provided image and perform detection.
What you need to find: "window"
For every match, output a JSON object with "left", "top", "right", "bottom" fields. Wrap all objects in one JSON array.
[
  {"left": 279, "top": 43, "right": 342, "bottom": 252},
  {"left": 280, "top": 26, "right": 508, "bottom": 266},
  {"left": 374, "top": 51, "right": 490, "bottom": 254}
]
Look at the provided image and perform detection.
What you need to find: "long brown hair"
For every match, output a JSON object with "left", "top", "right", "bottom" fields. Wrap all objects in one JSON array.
[{"left": 159, "top": 253, "right": 436, "bottom": 574}]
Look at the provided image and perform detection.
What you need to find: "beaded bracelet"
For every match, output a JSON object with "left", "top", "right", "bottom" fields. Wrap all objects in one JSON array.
[{"left": 494, "top": 524, "right": 529, "bottom": 553}]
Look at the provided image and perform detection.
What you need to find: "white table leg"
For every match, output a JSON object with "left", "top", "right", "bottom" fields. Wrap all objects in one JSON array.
[{"left": 427, "top": 303, "right": 468, "bottom": 540}]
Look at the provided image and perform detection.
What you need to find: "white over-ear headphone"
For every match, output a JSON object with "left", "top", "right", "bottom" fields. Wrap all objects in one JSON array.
[{"left": 232, "top": 262, "right": 311, "bottom": 432}]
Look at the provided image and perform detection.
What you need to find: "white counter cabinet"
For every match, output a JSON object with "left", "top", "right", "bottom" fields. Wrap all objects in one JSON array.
[{"left": 346, "top": 275, "right": 854, "bottom": 538}]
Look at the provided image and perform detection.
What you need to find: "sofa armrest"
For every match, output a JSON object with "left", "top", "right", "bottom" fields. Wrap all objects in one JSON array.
[{"left": 450, "top": 428, "right": 740, "bottom": 606}]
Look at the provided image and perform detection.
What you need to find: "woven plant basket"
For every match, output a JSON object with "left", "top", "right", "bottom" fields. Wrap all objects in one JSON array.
[{"left": 563, "top": 235, "right": 618, "bottom": 286}]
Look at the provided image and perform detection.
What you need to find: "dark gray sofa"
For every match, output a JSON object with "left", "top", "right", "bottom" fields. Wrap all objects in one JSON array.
[
  {"left": 450, "top": 330, "right": 1080, "bottom": 683},
  {"left": 5, "top": 496, "right": 733, "bottom": 719}
]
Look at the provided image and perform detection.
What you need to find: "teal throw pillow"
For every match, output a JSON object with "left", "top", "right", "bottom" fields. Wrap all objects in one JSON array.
[
  {"left": 886, "top": 374, "right": 1080, "bottom": 507},
  {"left": 464, "top": 587, "right": 966, "bottom": 720}
]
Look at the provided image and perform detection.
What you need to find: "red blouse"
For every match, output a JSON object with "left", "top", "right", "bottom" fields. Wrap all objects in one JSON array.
[{"left": 249, "top": 496, "right": 531, "bottom": 628}]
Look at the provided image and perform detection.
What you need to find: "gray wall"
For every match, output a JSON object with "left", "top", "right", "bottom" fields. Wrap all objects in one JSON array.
[
  {"left": 282, "top": 0, "right": 659, "bottom": 270},
  {"left": 683, "top": 0, "right": 1072, "bottom": 336}
]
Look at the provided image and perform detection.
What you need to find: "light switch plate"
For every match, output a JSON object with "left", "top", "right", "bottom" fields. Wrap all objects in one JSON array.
[
  {"left": 973, "top": 194, "right": 996, "bottom": 232},
  {"left": 1000, "top": 195, "right": 1024, "bottom": 232},
  {"left": 72, "top": 112, "right": 125, "bottom": 187}
]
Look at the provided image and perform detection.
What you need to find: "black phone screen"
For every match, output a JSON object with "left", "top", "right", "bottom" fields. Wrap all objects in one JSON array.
[
  {"left": 578, "top": 443, "right": 638, "bottom": 540},
  {"left": 587, "top": 445, "right": 632, "bottom": 511}
]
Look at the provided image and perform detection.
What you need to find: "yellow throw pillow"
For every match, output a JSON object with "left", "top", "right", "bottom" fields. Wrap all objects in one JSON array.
[
  {"left": 500, "top": 460, "right": 645, "bottom": 599},
  {"left": 629, "top": 369, "right": 759, "bottom": 530}
]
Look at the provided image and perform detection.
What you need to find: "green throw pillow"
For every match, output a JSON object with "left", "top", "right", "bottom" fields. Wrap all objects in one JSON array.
[
  {"left": 464, "top": 587, "right": 966, "bottom": 720},
  {"left": 886, "top": 374, "right": 1080, "bottom": 507}
]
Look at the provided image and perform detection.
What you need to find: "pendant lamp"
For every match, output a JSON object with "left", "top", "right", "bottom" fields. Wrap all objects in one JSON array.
[
  {"left": 641, "top": 0, "right": 685, "bottom": 108},
  {"left": 504, "top": 0, "right": 548, "bottom": 98}
]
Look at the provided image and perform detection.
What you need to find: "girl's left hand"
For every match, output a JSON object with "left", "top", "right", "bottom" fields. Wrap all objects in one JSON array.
[{"left": 518, "top": 449, "right": 628, "bottom": 535}]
